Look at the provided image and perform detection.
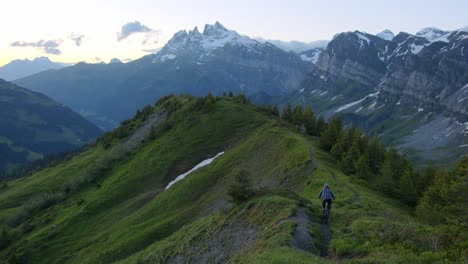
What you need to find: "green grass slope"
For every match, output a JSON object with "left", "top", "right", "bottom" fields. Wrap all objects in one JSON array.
[{"left": 0, "top": 95, "right": 464, "bottom": 263}]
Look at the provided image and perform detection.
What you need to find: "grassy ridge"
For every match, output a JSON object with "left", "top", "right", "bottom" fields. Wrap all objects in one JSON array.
[
  {"left": 0, "top": 95, "right": 464, "bottom": 263},
  {"left": 0, "top": 96, "right": 308, "bottom": 263}
]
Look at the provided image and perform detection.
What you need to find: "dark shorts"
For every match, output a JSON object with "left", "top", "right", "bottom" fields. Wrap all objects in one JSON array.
[{"left": 322, "top": 199, "right": 332, "bottom": 209}]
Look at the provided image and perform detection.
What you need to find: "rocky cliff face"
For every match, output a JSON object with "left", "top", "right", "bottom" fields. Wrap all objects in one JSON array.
[
  {"left": 379, "top": 30, "right": 468, "bottom": 120},
  {"left": 295, "top": 27, "right": 468, "bottom": 164}
]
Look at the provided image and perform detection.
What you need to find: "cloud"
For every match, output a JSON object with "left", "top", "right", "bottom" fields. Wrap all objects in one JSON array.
[
  {"left": 117, "top": 21, "right": 162, "bottom": 52},
  {"left": 117, "top": 21, "right": 152, "bottom": 41},
  {"left": 10, "top": 39, "right": 62, "bottom": 55},
  {"left": 69, "top": 33, "right": 85, "bottom": 46}
]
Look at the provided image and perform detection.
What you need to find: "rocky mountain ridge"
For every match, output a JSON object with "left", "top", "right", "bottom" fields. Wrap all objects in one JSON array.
[{"left": 295, "top": 26, "right": 468, "bottom": 163}]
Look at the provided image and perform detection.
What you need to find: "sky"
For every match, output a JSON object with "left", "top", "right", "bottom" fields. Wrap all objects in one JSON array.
[{"left": 1, "top": 0, "right": 467, "bottom": 66}]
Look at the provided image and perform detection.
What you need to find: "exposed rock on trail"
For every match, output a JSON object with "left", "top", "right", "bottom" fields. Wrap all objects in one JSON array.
[
  {"left": 169, "top": 220, "right": 257, "bottom": 264},
  {"left": 291, "top": 207, "right": 315, "bottom": 252},
  {"left": 123, "top": 110, "right": 167, "bottom": 150}
]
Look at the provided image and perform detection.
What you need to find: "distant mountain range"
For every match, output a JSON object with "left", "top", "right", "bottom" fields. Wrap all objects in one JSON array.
[
  {"left": 0, "top": 57, "right": 70, "bottom": 81},
  {"left": 0, "top": 79, "right": 101, "bottom": 175},
  {"left": 255, "top": 38, "right": 329, "bottom": 53},
  {"left": 15, "top": 22, "right": 313, "bottom": 130},
  {"left": 12, "top": 24, "right": 468, "bottom": 163}
]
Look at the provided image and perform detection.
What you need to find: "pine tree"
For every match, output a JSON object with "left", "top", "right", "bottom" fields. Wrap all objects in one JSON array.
[
  {"left": 368, "top": 136, "right": 384, "bottom": 173},
  {"left": 415, "top": 160, "right": 437, "bottom": 196},
  {"left": 355, "top": 128, "right": 368, "bottom": 153},
  {"left": 292, "top": 105, "right": 304, "bottom": 126},
  {"left": 272, "top": 105, "right": 280, "bottom": 117},
  {"left": 302, "top": 106, "right": 316, "bottom": 135},
  {"left": 387, "top": 148, "right": 407, "bottom": 183},
  {"left": 320, "top": 116, "right": 343, "bottom": 151},
  {"left": 228, "top": 91, "right": 234, "bottom": 97},
  {"left": 227, "top": 171, "right": 255, "bottom": 204},
  {"left": 355, "top": 153, "right": 372, "bottom": 180},
  {"left": 398, "top": 167, "right": 416, "bottom": 205},
  {"left": 330, "top": 142, "right": 346, "bottom": 160},
  {"left": 316, "top": 115, "right": 326, "bottom": 136},
  {"left": 378, "top": 157, "right": 394, "bottom": 195},
  {"left": 234, "top": 93, "right": 250, "bottom": 104},
  {"left": 332, "top": 125, "right": 357, "bottom": 158},
  {"left": 282, "top": 104, "right": 293, "bottom": 122},
  {"left": 416, "top": 172, "right": 446, "bottom": 224},
  {"left": 340, "top": 140, "right": 360, "bottom": 174}
]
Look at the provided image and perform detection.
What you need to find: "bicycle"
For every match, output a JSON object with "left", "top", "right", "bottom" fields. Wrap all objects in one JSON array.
[{"left": 322, "top": 201, "right": 330, "bottom": 224}]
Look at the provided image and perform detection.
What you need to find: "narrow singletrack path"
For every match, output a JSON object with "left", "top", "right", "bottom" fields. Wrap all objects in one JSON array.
[
  {"left": 319, "top": 168, "right": 362, "bottom": 257},
  {"left": 319, "top": 220, "right": 331, "bottom": 257}
]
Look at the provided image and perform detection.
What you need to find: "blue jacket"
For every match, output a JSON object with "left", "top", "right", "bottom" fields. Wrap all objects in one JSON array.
[{"left": 318, "top": 187, "right": 335, "bottom": 200}]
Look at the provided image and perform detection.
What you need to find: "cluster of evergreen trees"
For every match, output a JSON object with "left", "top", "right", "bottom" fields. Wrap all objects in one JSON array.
[
  {"left": 273, "top": 103, "right": 443, "bottom": 207},
  {"left": 416, "top": 156, "right": 467, "bottom": 226},
  {"left": 319, "top": 117, "right": 427, "bottom": 205}
]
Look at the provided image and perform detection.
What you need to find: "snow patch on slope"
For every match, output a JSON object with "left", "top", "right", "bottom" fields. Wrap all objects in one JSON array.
[
  {"left": 300, "top": 53, "right": 320, "bottom": 63},
  {"left": 165, "top": 152, "right": 224, "bottom": 190},
  {"left": 335, "top": 92, "right": 380, "bottom": 112},
  {"left": 356, "top": 32, "right": 371, "bottom": 48},
  {"left": 159, "top": 54, "right": 176, "bottom": 62},
  {"left": 410, "top": 43, "right": 425, "bottom": 54}
]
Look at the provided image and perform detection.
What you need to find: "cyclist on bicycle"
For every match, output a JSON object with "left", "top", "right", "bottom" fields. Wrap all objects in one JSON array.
[{"left": 318, "top": 183, "right": 335, "bottom": 210}]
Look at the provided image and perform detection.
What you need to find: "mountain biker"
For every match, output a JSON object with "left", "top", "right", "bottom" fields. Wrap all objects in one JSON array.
[{"left": 318, "top": 183, "right": 335, "bottom": 210}]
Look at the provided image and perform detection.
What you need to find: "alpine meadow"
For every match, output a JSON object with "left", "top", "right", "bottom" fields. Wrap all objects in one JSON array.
[{"left": 0, "top": 1, "right": 467, "bottom": 263}]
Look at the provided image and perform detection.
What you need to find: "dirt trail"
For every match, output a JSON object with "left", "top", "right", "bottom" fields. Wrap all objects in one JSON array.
[{"left": 320, "top": 221, "right": 331, "bottom": 257}]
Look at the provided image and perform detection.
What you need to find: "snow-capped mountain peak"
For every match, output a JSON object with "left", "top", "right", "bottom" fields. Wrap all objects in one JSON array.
[
  {"left": 199, "top": 22, "right": 257, "bottom": 50},
  {"left": 191, "top": 26, "right": 201, "bottom": 35},
  {"left": 457, "top": 25, "right": 468, "bottom": 33},
  {"left": 203, "top": 21, "right": 229, "bottom": 35},
  {"left": 167, "top": 22, "right": 256, "bottom": 50},
  {"left": 415, "top": 27, "right": 450, "bottom": 42},
  {"left": 154, "top": 22, "right": 259, "bottom": 62},
  {"left": 376, "top": 30, "right": 394, "bottom": 41}
]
